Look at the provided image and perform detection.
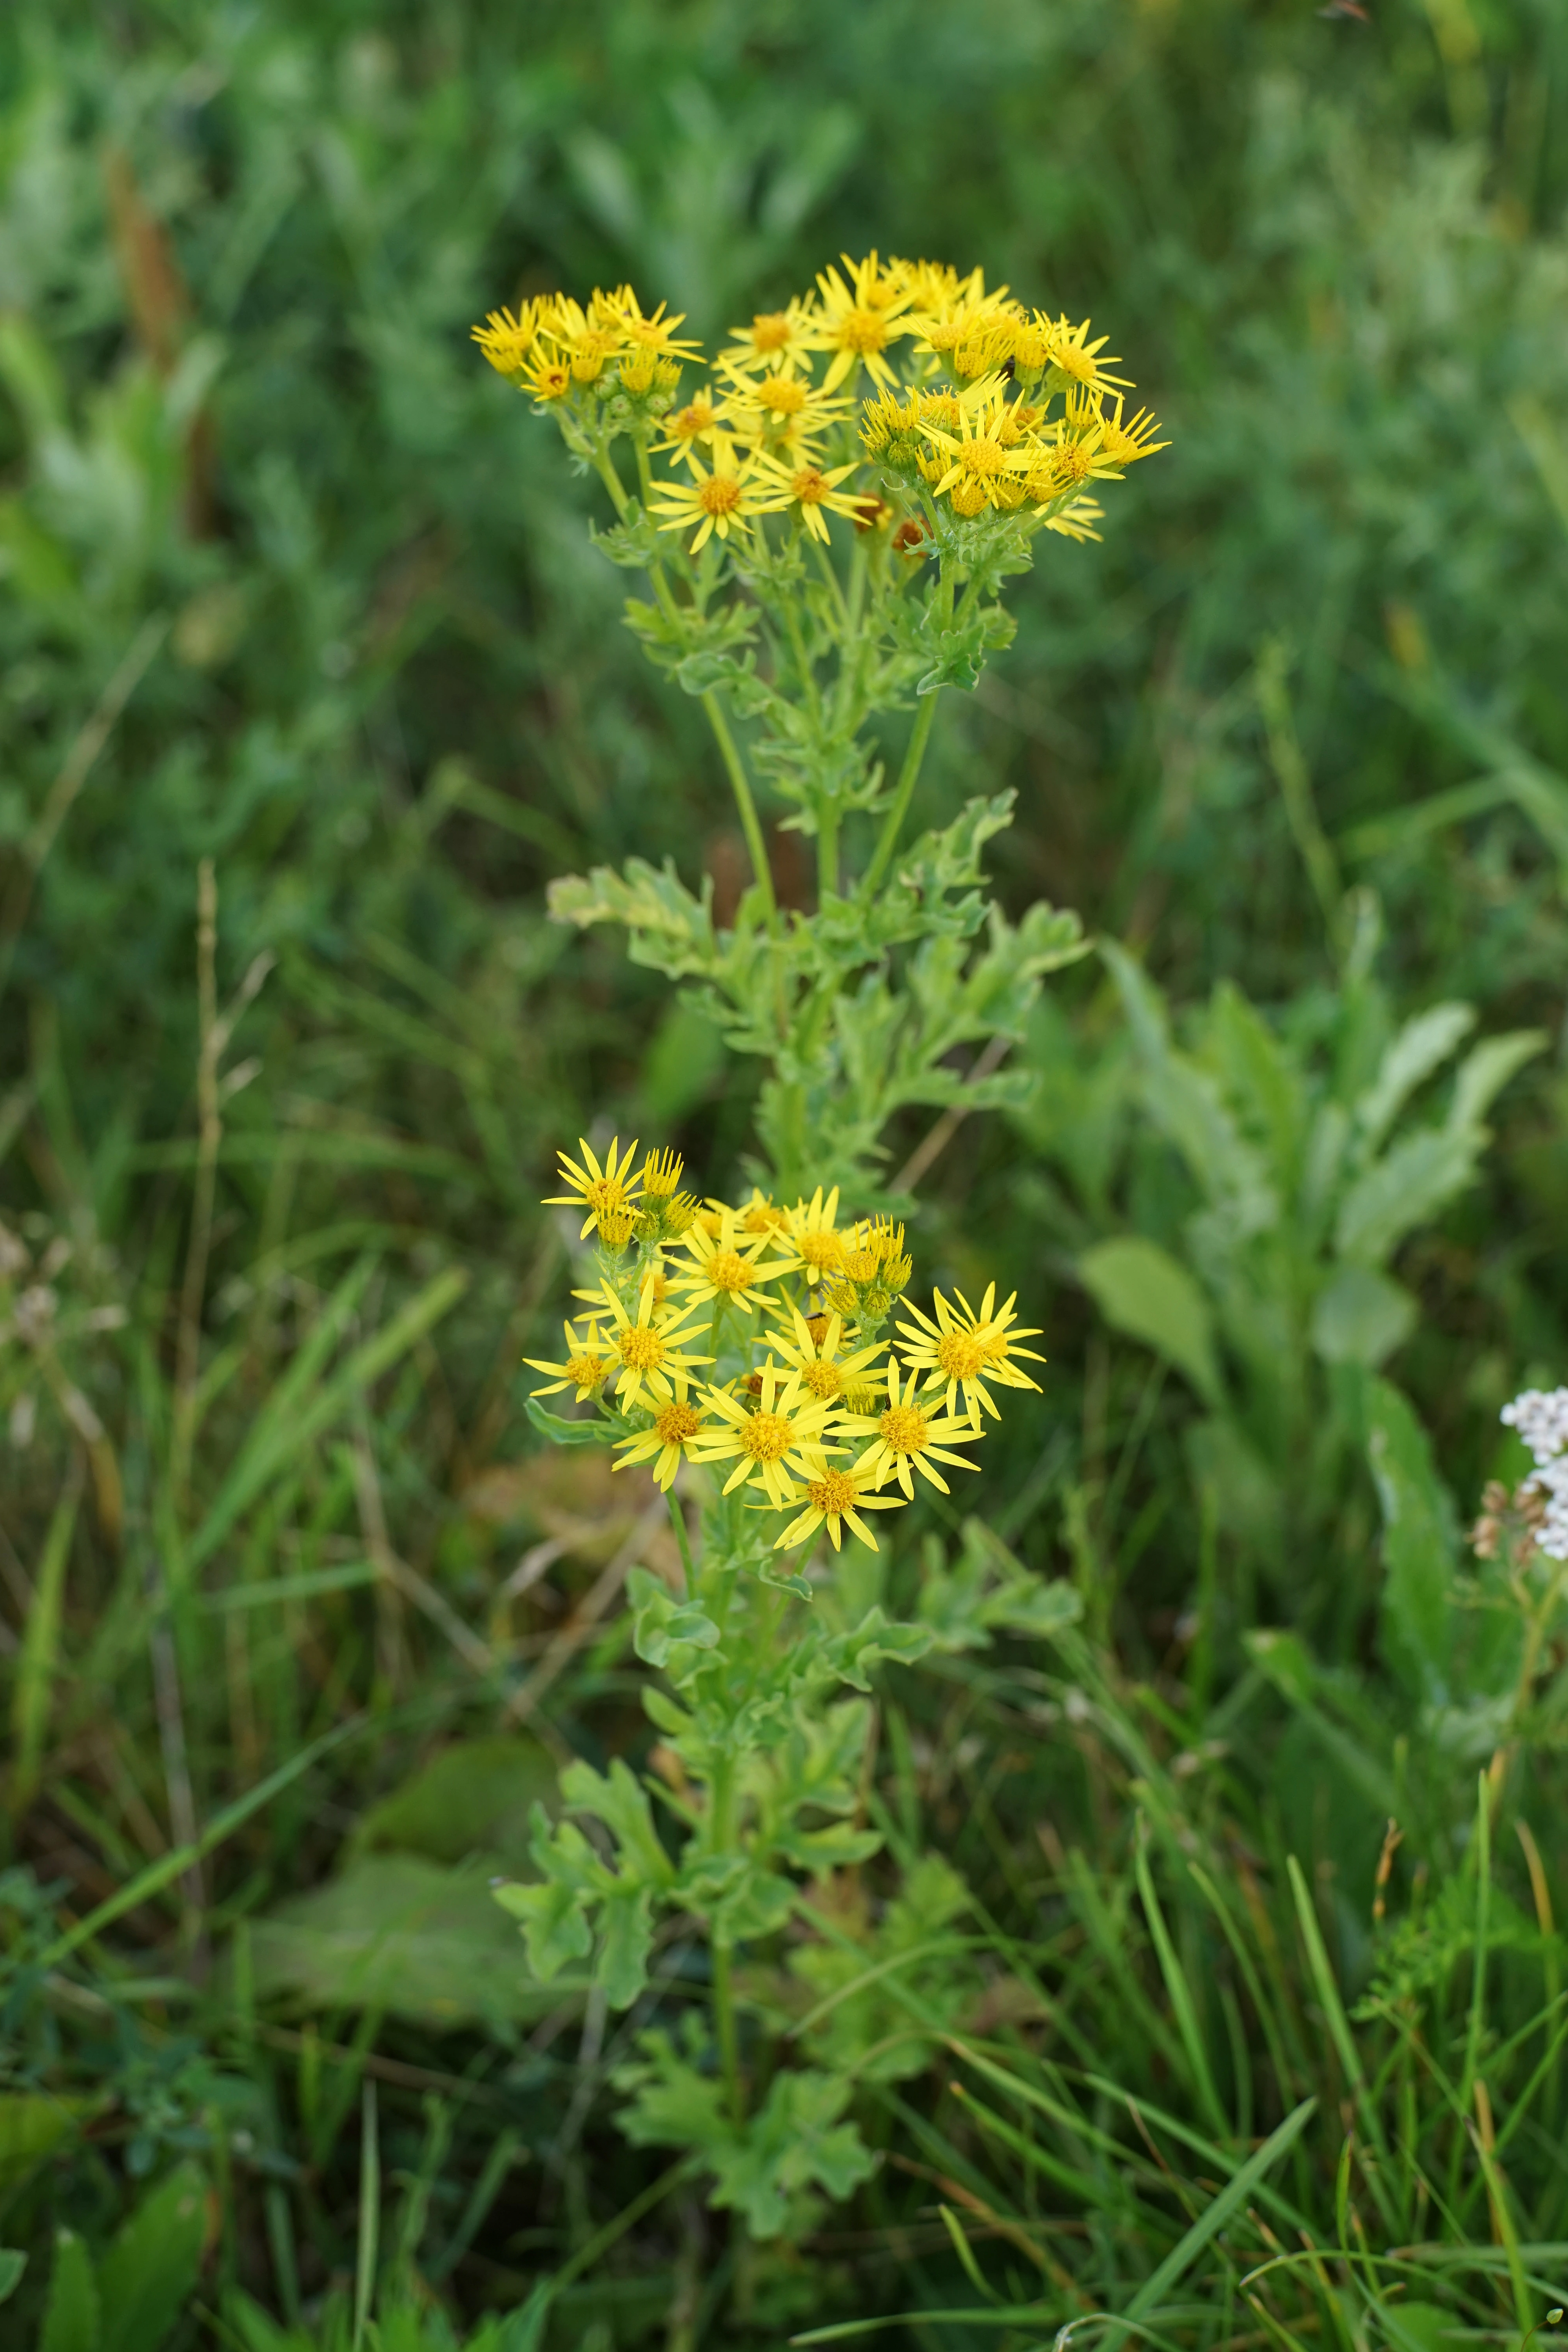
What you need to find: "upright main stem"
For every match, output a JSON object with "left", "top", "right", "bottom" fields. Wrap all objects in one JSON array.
[
  {"left": 702, "top": 691, "right": 778, "bottom": 932},
  {"left": 707, "top": 1747, "right": 744, "bottom": 2122},
  {"left": 863, "top": 688, "right": 938, "bottom": 895}
]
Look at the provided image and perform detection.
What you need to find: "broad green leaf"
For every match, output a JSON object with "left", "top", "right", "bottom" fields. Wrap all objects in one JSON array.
[
  {"left": 627, "top": 1566, "right": 720, "bottom": 1674},
  {"left": 353, "top": 1736, "right": 558, "bottom": 1873},
  {"left": 1334, "top": 1126, "right": 1477, "bottom": 1266},
  {"left": 1446, "top": 1028, "right": 1545, "bottom": 1132},
  {"left": 1310, "top": 1264, "right": 1416, "bottom": 1368},
  {"left": 598, "top": 1882, "right": 656, "bottom": 2006},
  {"left": 0, "top": 2249, "right": 25, "bottom": 2305},
  {"left": 1353, "top": 1002, "right": 1474, "bottom": 1154},
  {"left": 97, "top": 2161, "right": 210, "bottom": 2352},
  {"left": 558, "top": 1757, "right": 675, "bottom": 1886},
  {"left": 1367, "top": 1377, "right": 1457, "bottom": 1706},
  {"left": 1079, "top": 1236, "right": 1222, "bottom": 1405},
  {"left": 1243, "top": 1626, "right": 1318, "bottom": 1709},
  {"left": 41, "top": 2231, "right": 99, "bottom": 2352},
  {"left": 252, "top": 1855, "right": 563, "bottom": 2024}
]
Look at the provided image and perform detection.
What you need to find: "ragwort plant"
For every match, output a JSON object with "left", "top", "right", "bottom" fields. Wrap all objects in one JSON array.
[{"left": 472, "top": 257, "right": 1165, "bottom": 2239}]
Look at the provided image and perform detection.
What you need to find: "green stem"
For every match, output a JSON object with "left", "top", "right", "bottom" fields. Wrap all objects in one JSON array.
[
  {"left": 706, "top": 1746, "right": 744, "bottom": 2120},
  {"left": 863, "top": 687, "right": 938, "bottom": 895},
  {"left": 702, "top": 691, "right": 779, "bottom": 932},
  {"left": 592, "top": 444, "right": 630, "bottom": 521},
  {"left": 666, "top": 1488, "right": 697, "bottom": 1595},
  {"left": 817, "top": 801, "right": 839, "bottom": 904}
]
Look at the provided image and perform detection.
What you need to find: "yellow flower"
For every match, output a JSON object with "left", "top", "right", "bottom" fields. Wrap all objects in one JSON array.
[
  {"left": 896, "top": 1284, "right": 1045, "bottom": 1429},
  {"left": 920, "top": 381, "right": 1045, "bottom": 514},
  {"left": 1098, "top": 397, "right": 1170, "bottom": 466},
  {"left": 750, "top": 454, "right": 869, "bottom": 544},
  {"left": 787, "top": 1185, "right": 845, "bottom": 1286},
  {"left": 601, "top": 1281, "right": 713, "bottom": 1415},
  {"left": 673, "top": 1209, "right": 798, "bottom": 1316},
  {"left": 471, "top": 299, "right": 552, "bottom": 379},
  {"left": 610, "top": 287, "right": 705, "bottom": 364},
  {"left": 824, "top": 1216, "right": 913, "bottom": 1328},
  {"left": 647, "top": 444, "right": 774, "bottom": 553},
  {"left": 815, "top": 252, "right": 914, "bottom": 393},
  {"left": 1038, "top": 313, "right": 1132, "bottom": 397},
  {"left": 613, "top": 1371, "right": 713, "bottom": 1492},
  {"left": 519, "top": 346, "right": 573, "bottom": 404},
  {"left": 837, "top": 1355, "right": 982, "bottom": 1500},
  {"left": 690, "top": 1363, "right": 840, "bottom": 1510},
  {"left": 544, "top": 1135, "right": 642, "bottom": 1239},
  {"left": 652, "top": 388, "right": 732, "bottom": 472},
  {"left": 524, "top": 1318, "right": 613, "bottom": 1401},
  {"left": 546, "top": 294, "right": 624, "bottom": 382},
  {"left": 773, "top": 1453, "right": 906, "bottom": 1554},
  {"left": 721, "top": 298, "right": 825, "bottom": 378},
  {"left": 641, "top": 1148, "right": 685, "bottom": 1198},
  {"left": 722, "top": 370, "right": 850, "bottom": 454},
  {"left": 735, "top": 1188, "right": 793, "bottom": 1239},
  {"left": 1043, "top": 496, "right": 1105, "bottom": 543},
  {"left": 763, "top": 1304, "right": 887, "bottom": 1407}
]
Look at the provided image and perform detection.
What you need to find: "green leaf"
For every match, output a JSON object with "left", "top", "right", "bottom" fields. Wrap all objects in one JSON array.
[
  {"left": 494, "top": 1872, "right": 593, "bottom": 1985},
  {"left": 547, "top": 857, "right": 719, "bottom": 980},
  {"left": 1079, "top": 1236, "right": 1222, "bottom": 1405},
  {"left": 40, "top": 2231, "right": 99, "bottom": 2352},
  {"left": 0, "top": 2249, "right": 25, "bottom": 2306},
  {"left": 525, "top": 1394, "right": 612, "bottom": 1448},
  {"left": 353, "top": 1735, "right": 559, "bottom": 1874},
  {"left": 558, "top": 1757, "right": 676, "bottom": 1887},
  {"left": 599, "top": 1882, "right": 656, "bottom": 2006},
  {"left": 97, "top": 2161, "right": 209, "bottom": 2352},
  {"left": 1310, "top": 1264, "right": 1416, "bottom": 1368},
  {"left": 627, "top": 1566, "right": 720, "bottom": 1673},
  {"left": 10, "top": 1474, "right": 82, "bottom": 1812},
  {"left": 252, "top": 1855, "right": 564, "bottom": 2024},
  {"left": 1367, "top": 1377, "right": 1457, "bottom": 1706},
  {"left": 1353, "top": 1002, "right": 1474, "bottom": 1154}
]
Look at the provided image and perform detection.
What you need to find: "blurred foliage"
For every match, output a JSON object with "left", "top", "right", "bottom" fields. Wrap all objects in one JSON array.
[{"left": 1, "top": 0, "right": 1566, "bottom": 2342}]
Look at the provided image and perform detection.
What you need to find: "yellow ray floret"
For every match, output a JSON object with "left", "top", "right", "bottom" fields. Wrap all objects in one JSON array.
[
  {"left": 651, "top": 388, "right": 733, "bottom": 473},
  {"left": 762, "top": 1305, "right": 887, "bottom": 1407},
  {"left": 647, "top": 444, "right": 776, "bottom": 553},
  {"left": 524, "top": 1318, "right": 614, "bottom": 1401},
  {"left": 814, "top": 252, "right": 915, "bottom": 393},
  {"left": 750, "top": 453, "right": 869, "bottom": 544},
  {"left": 610, "top": 287, "right": 705, "bottom": 364},
  {"left": 837, "top": 1355, "right": 982, "bottom": 1500},
  {"left": 689, "top": 1362, "right": 840, "bottom": 1510},
  {"left": 721, "top": 297, "right": 826, "bottom": 378},
  {"left": 673, "top": 1209, "right": 799, "bottom": 1316},
  {"left": 544, "top": 1135, "right": 642, "bottom": 1239},
  {"left": 601, "top": 1281, "right": 713, "bottom": 1415},
  {"left": 721, "top": 370, "right": 850, "bottom": 456},
  {"left": 774, "top": 1452, "right": 907, "bottom": 1554},
  {"left": 896, "top": 1283, "right": 1045, "bottom": 1429},
  {"left": 613, "top": 1370, "right": 713, "bottom": 1492},
  {"left": 471, "top": 299, "right": 553, "bottom": 379},
  {"left": 788, "top": 1185, "right": 845, "bottom": 1285}
]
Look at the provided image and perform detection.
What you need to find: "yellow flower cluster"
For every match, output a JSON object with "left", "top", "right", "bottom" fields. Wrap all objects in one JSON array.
[
  {"left": 528, "top": 1140, "right": 1044, "bottom": 1555},
  {"left": 473, "top": 252, "right": 1165, "bottom": 550}
]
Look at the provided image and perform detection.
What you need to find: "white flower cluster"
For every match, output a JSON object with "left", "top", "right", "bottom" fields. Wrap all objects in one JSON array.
[{"left": 1500, "top": 1386, "right": 1568, "bottom": 1561}]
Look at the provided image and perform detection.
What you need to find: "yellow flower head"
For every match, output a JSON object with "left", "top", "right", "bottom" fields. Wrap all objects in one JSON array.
[
  {"left": 610, "top": 287, "right": 705, "bottom": 364},
  {"left": 921, "top": 380, "right": 1045, "bottom": 515},
  {"left": 763, "top": 1303, "right": 887, "bottom": 1406},
  {"left": 472, "top": 299, "right": 552, "bottom": 379},
  {"left": 652, "top": 388, "right": 732, "bottom": 473},
  {"left": 815, "top": 252, "right": 914, "bottom": 393},
  {"left": 774, "top": 1452, "right": 907, "bottom": 1555},
  {"left": 519, "top": 345, "right": 574, "bottom": 404},
  {"left": 837, "top": 1354, "right": 983, "bottom": 1501},
  {"left": 1038, "top": 313, "right": 1132, "bottom": 397},
  {"left": 722, "top": 297, "right": 826, "bottom": 378},
  {"left": 647, "top": 443, "right": 775, "bottom": 553},
  {"left": 544, "top": 1135, "right": 642, "bottom": 1240},
  {"left": 641, "top": 1147, "right": 685, "bottom": 1198},
  {"left": 524, "top": 1317, "right": 613, "bottom": 1402},
  {"left": 824, "top": 1216, "right": 913, "bottom": 1332},
  {"left": 751, "top": 453, "right": 868, "bottom": 545},
  {"left": 673, "top": 1208, "right": 799, "bottom": 1316},
  {"left": 689, "top": 1361, "right": 840, "bottom": 1510},
  {"left": 788, "top": 1185, "right": 845, "bottom": 1285},
  {"left": 602, "top": 1280, "right": 713, "bottom": 1415},
  {"left": 1098, "top": 397, "right": 1170, "bottom": 466},
  {"left": 897, "top": 1282, "right": 1045, "bottom": 1429},
  {"left": 723, "top": 370, "right": 850, "bottom": 456},
  {"left": 613, "top": 1369, "right": 712, "bottom": 1492}
]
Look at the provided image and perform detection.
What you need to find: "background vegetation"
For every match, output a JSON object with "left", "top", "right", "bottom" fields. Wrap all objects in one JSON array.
[{"left": 2, "top": 0, "right": 1566, "bottom": 2345}]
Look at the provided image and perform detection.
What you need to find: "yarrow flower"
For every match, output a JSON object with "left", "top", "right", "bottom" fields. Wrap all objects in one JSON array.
[{"left": 1499, "top": 1387, "right": 1568, "bottom": 1561}]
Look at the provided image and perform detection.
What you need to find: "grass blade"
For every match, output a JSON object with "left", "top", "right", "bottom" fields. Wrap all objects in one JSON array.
[{"left": 9, "top": 1459, "right": 83, "bottom": 1813}]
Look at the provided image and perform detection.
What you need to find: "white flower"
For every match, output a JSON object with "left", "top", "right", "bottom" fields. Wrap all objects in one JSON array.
[{"left": 1500, "top": 1386, "right": 1568, "bottom": 1561}]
